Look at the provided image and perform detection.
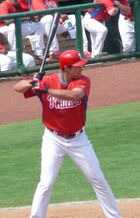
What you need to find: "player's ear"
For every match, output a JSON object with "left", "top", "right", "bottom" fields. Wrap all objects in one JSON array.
[
  {"left": 63, "top": 66, "right": 72, "bottom": 71},
  {"left": 63, "top": 66, "right": 68, "bottom": 71}
]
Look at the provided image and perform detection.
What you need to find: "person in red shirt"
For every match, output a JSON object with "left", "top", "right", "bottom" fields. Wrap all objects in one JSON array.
[
  {"left": 0, "top": 0, "right": 45, "bottom": 61},
  {"left": 83, "top": 0, "right": 131, "bottom": 58},
  {"left": 31, "top": 0, "right": 91, "bottom": 62},
  {"left": 0, "top": 0, "right": 28, "bottom": 52},
  {"left": 14, "top": 50, "right": 122, "bottom": 218},
  {"left": 0, "top": 32, "right": 35, "bottom": 71}
]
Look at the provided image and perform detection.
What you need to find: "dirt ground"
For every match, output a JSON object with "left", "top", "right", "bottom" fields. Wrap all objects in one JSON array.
[
  {"left": 0, "top": 59, "right": 140, "bottom": 217},
  {"left": 0, "top": 201, "right": 140, "bottom": 218}
]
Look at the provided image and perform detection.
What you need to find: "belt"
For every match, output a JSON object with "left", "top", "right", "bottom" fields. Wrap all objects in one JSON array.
[
  {"left": 47, "top": 127, "right": 83, "bottom": 139},
  {"left": 124, "top": 17, "right": 134, "bottom": 21}
]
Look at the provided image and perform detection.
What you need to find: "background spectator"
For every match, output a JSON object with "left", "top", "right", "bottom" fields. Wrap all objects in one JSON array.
[
  {"left": 0, "top": 0, "right": 45, "bottom": 62},
  {"left": 0, "top": 32, "right": 35, "bottom": 71},
  {"left": 83, "top": 0, "right": 120, "bottom": 58},
  {"left": 31, "top": 0, "right": 91, "bottom": 62}
]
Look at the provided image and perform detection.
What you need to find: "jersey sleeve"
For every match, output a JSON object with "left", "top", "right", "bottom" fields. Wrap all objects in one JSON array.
[
  {"left": 32, "top": 0, "right": 46, "bottom": 10},
  {"left": 0, "top": 2, "right": 10, "bottom": 15},
  {"left": 74, "top": 76, "right": 90, "bottom": 99},
  {"left": 22, "top": 79, "right": 35, "bottom": 98},
  {"left": 24, "top": 88, "right": 35, "bottom": 98},
  {"left": 120, "top": 0, "right": 129, "bottom": 6},
  {"left": 102, "top": 0, "right": 114, "bottom": 11}
]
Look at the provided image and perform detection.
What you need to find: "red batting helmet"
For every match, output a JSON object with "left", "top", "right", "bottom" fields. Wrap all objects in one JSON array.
[{"left": 59, "top": 50, "right": 88, "bottom": 69}]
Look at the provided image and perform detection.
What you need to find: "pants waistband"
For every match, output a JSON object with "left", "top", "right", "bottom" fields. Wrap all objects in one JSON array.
[
  {"left": 46, "top": 127, "right": 83, "bottom": 139},
  {"left": 120, "top": 14, "right": 134, "bottom": 22},
  {"left": 124, "top": 17, "right": 134, "bottom": 21}
]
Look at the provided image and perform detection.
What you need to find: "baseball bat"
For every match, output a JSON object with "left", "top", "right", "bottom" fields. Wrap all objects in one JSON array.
[{"left": 35, "top": 12, "right": 61, "bottom": 81}]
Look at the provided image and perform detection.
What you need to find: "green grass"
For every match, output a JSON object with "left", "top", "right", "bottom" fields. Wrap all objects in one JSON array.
[{"left": 0, "top": 101, "right": 140, "bottom": 208}]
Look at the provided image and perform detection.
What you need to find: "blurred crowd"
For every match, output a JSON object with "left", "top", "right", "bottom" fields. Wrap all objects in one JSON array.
[{"left": 0, "top": 0, "right": 135, "bottom": 72}]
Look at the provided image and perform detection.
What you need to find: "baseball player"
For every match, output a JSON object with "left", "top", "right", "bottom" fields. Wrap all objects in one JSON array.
[
  {"left": 83, "top": 0, "right": 130, "bottom": 58},
  {"left": 117, "top": 1, "right": 135, "bottom": 52},
  {"left": 14, "top": 49, "right": 121, "bottom": 218},
  {"left": 31, "top": 0, "right": 91, "bottom": 62},
  {"left": 0, "top": 0, "right": 45, "bottom": 61},
  {"left": 0, "top": 32, "right": 35, "bottom": 71}
]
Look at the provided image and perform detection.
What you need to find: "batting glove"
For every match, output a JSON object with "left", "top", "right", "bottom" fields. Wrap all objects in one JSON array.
[{"left": 31, "top": 80, "right": 48, "bottom": 94}]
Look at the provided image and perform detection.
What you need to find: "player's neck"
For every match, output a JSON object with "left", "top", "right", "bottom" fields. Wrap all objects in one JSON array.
[
  {"left": 58, "top": 72, "right": 69, "bottom": 86},
  {"left": 61, "top": 71, "right": 72, "bottom": 84}
]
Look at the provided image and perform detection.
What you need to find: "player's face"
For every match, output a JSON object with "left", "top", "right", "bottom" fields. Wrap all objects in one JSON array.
[
  {"left": 63, "top": 65, "right": 83, "bottom": 83},
  {"left": 69, "top": 66, "right": 83, "bottom": 79}
]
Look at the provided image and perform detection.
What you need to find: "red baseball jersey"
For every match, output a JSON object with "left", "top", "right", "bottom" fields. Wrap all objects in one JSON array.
[
  {"left": 32, "top": 0, "right": 59, "bottom": 11},
  {"left": 24, "top": 72, "right": 90, "bottom": 135},
  {"left": 88, "top": 0, "right": 129, "bottom": 22},
  {"left": 0, "top": 0, "right": 29, "bottom": 27},
  {"left": 88, "top": 0, "right": 114, "bottom": 21}
]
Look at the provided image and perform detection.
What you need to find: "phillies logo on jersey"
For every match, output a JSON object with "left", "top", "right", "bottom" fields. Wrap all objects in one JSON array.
[
  {"left": 47, "top": 95, "right": 81, "bottom": 109},
  {"left": 44, "top": 0, "right": 58, "bottom": 8}
]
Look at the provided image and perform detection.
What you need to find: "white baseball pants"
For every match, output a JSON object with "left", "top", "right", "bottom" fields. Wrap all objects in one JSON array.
[
  {"left": 8, "top": 21, "right": 45, "bottom": 56},
  {"left": 7, "top": 51, "right": 35, "bottom": 68},
  {"left": 40, "top": 14, "right": 69, "bottom": 54},
  {"left": 40, "top": 14, "right": 88, "bottom": 54},
  {"left": 118, "top": 14, "right": 135, "bottom": 53},
  {"left": 0, "top": 54, "right": 12, "bottom": 71},
  {"left": 0, "top": 51, "right": 35, "bottom": 71},
  {"left": 30, "top": 128, "right": 121, "bottom": 218},
  {"left": 67, "top": 14, "right": 89, "bottom": 52},
  {"left": 83, "top": 12, "right": 108, "bottom": 57}
]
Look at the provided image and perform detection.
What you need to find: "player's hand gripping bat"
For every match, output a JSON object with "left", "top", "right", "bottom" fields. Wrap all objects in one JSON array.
[{"left": 33, "top": 12, "right": 61, "bottom": 81}]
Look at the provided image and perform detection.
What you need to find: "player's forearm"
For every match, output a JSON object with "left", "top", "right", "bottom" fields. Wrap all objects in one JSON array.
[
  {"left": 5, "top": 19, "right": 14, "bottom": 25},
  {"left": 14, "top": 80, "right": 32, "bottom": 93},
  {"left": 48, "top": 88, "right": 85, "bottom": 101},
  {"left": 21, "top": 17, "right": 32, "bottom": 22},
  {"left": 114, "top": 1, "right": 131, "bottom": 15},
  {"left": 0, "top": 50, "right": 7, "bottom": 55},
  {"left": 108, "top": 7, "right": 119, "bottom": 16}
]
